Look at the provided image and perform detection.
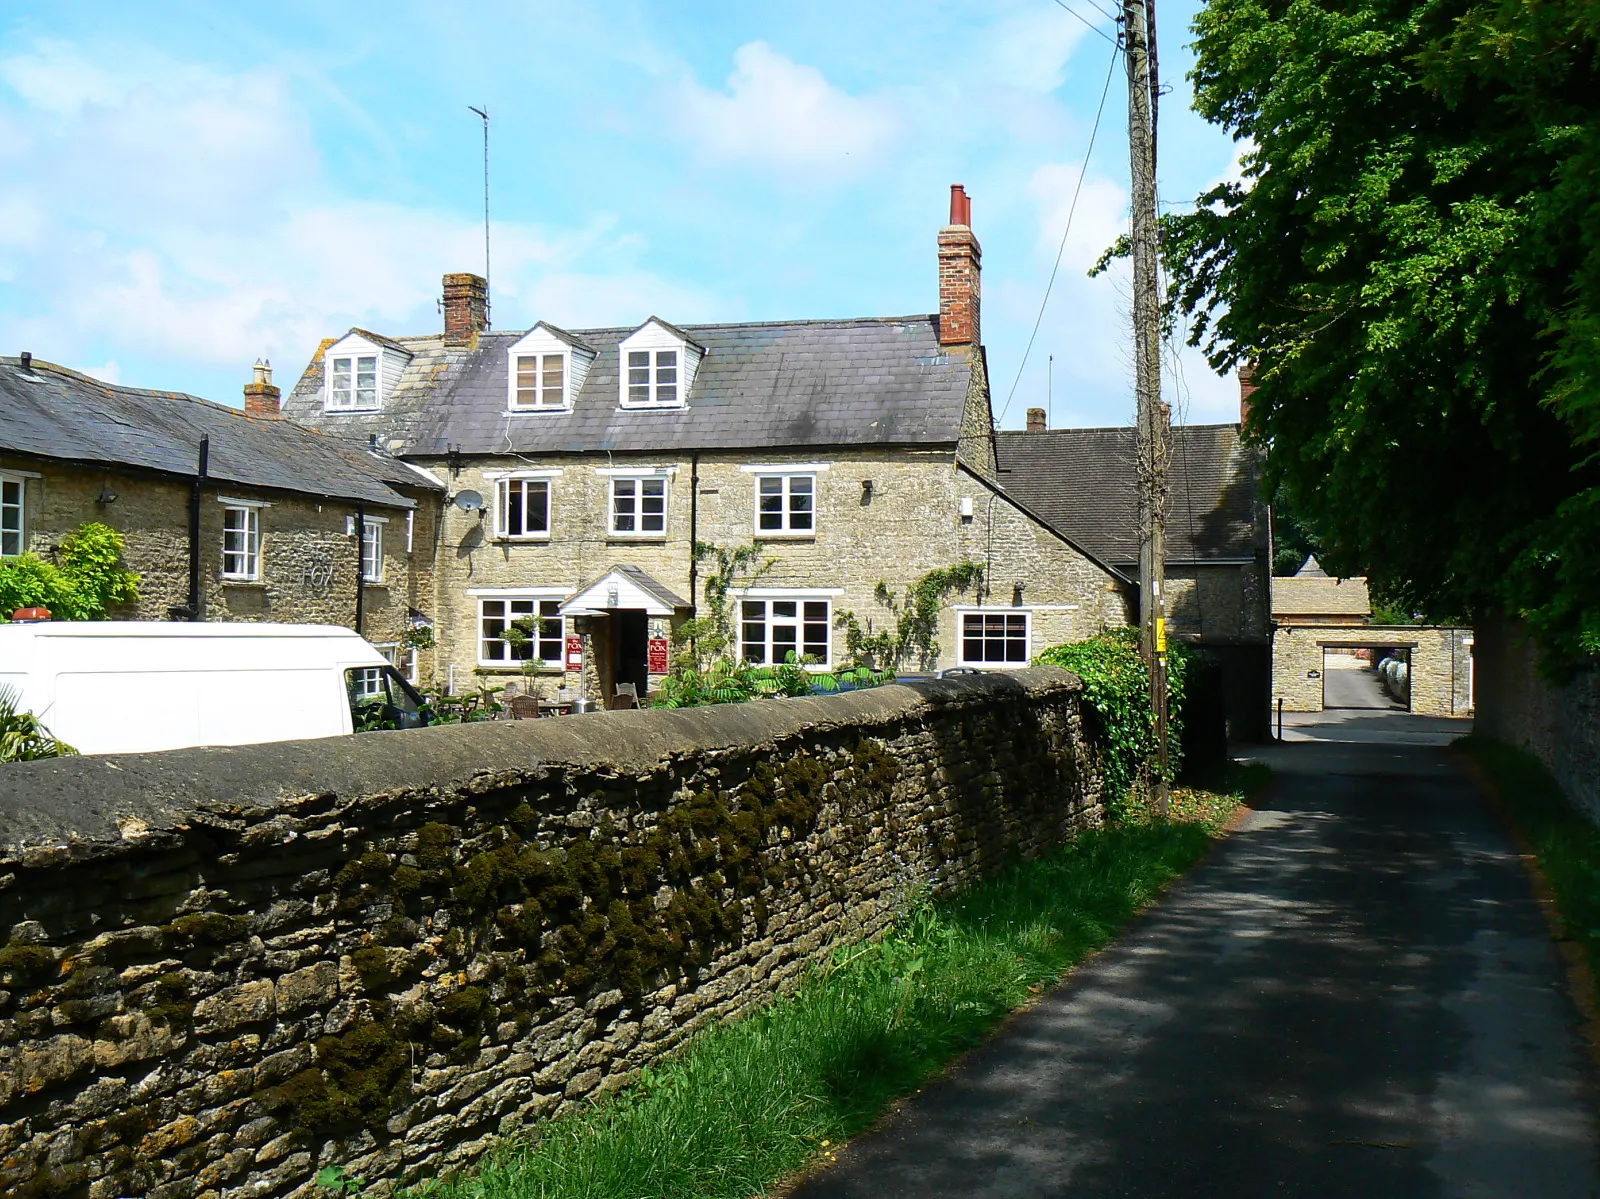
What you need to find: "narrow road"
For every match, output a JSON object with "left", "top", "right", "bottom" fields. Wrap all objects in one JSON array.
[
  {"left": 1323, "top": 656, "right": 1404, "bottom": 710},
  {"left": 789, "top": 728, "right": 1599, "bottom": 1198}
]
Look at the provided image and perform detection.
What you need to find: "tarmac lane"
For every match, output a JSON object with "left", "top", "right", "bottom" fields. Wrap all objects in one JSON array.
[{"left": 786, "top": 732, "right": 1600, "bottom": 1199}]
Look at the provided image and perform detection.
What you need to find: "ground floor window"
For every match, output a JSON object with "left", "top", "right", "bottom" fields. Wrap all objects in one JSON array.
[
  {"left": 372, "top": 642, "right": 417, "bottom": 685},
  {"left": 740, "top": 598, "right": 831, "bottom": 666},
  {"left": 0, "top": 474, "right": 23, "bottom": 557},
  {"left": 479, "top": 596, "right": 564, "bottom": 665},
  {"left": 960, "top": 610, "right": 1030, "bottom": 666},
  {"left": 221, "top": 504, "right": 261, "bottom": 580}
]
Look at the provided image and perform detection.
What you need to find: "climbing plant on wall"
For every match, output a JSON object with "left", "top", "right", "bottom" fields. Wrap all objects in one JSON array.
[
  {"left": 0, "top": 522, "right": 140, "bottom": 621},
  {"left": 834, "top": 562, "right": 985, "bottom": 672}
]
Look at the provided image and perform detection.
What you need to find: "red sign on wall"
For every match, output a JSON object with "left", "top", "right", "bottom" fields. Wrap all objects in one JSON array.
[
  {"left": 648, "top": 637, "right": 670, "bottom": 674},
  {"left": 565, "top": 635, "right": 583, "bottom": 672}
]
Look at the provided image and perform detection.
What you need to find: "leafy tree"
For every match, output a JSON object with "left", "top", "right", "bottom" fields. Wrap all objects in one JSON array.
[
  {"left": 1160, "top": 0, "right": 1600, "bottom": 668},
  {"left": 0, "top": 522, "right": 141, "bottom": 621}
]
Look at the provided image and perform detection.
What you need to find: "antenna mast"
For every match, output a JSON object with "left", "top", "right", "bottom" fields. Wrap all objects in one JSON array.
[{"left": 468, "top": 105, "right": 491, "bottom": 327}]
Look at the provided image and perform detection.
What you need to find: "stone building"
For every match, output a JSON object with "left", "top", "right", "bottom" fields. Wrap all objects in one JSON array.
[
  {"left": 1270, "top": 556, "right": 1372, "bottom": 626},
  {"left": 0, "top": 355, "right": 442, "bottom": 677},
  {"left": 994, "top": 418, "right": 1273, "bottom": 739},
  {"left": 284, "top": 186, "right": 1134, "bottom": 699}
]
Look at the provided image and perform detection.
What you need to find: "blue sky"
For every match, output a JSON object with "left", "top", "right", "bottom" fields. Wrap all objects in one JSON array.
[{"left": 0, "top": 0, "right": 1242, "bottom": 428}]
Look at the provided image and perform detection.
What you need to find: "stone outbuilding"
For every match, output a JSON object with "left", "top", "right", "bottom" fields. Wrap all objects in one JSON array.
[{"left": 0, "top": 355, "right": 442, "bottom": 676}]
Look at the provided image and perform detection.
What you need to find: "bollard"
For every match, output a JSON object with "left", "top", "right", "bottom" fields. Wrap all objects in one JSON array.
[{"left": 1277, "top": 696, "right": 1284, "bottom": 742}]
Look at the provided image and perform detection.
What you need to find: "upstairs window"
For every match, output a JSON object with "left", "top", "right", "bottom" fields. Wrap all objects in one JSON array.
[
  {"left": 740, "top": 598, "right": 831, "bottom": 666},
  {"left": 513, "top": 353, "right": 566, "bottom": 410},
  {"left": 610, "top": 476, "right": 667, "bottom": 536},
  {"left": 221, "top": 504, "right": 261, "bottom": 581},
  {"left": 757, "top": 474, "right": 815, "bottom": 535},
  {"left": 361, "top": 518, "right": 384, "bottom": 583},
  {"left": 0, "top": 474, "right": 24, "bottom": 557},
  {"left": 626, "top": 349, "right": 679, "bottom": 407},
  {"left": 495, "top": 477, "right": 552, "bottom": 539},
  {"left": 328, "top": 354, "right": 378, "bottom": 411}
]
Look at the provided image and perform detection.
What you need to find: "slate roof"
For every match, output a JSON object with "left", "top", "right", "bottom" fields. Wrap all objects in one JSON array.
[
  {"left": 0, "top": 357, "right": 437, "bottom": 509},
  {"left": 993, "top": 424, "right": 1262, "bottom": 566},
  {"left": 282, "top": 316, "right": 973, "bottom": 456},
  {"left": 1272, "top": 575, "right": 1372, "bottom": 618}
]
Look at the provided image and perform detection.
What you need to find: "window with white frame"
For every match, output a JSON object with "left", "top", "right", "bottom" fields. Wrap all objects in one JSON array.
[
  {"left": 221, "top": 504, "right": 261, "bottom": 580},
  {"left": 960, "top": 611, "right": 1031, "bottom": 666},
  {"left": 361, "top": 518, "right": 384, "bottom": 583},
  {"left": 625, "top": 348, "right": 679, "bottom": 406},
  {"left": 610, "top": 476, "right": 666, "bottom": 535},
  {"left": 327, "top": 354, "right": 379, "bottom": 411},
  {"left": 512, "top": 353, "right": 566, "bottom": 410},
  {"left": 373, "top": 642, "right": 417, "bottom": 685},
  {"left": 478, "top": 597, "right": 564, "bottom": 666},
  {"left": 495, "top": 477, "right": 551, "bottom": 539},
  {"left": 0, "top": 474, "right": 24, "bottom": 557},
  {"left": 740, "top": 598, "right": 831, "bottom": 666},
  {"left": 756, "top": 474, "right": 815, "bottom": 535}
]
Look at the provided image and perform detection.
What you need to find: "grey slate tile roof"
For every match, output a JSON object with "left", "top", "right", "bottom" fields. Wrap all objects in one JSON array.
[
  {"left": 282, "top": 316, "right": 972, "bottom": 456},
  {"left": 994, "top": 424, "right": 1261, "bottom": 565},
  {"left": 0, "top": 357, "right": 436, "bottom": 509}
]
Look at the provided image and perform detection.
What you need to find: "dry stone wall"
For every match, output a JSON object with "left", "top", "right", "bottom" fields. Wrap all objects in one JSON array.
[{"left": 0, "top": 668, "right": 1101, "bottom": 1199}]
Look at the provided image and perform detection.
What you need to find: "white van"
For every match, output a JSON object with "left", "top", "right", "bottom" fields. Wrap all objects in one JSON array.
[{"left": 0, "top": 622, "right": 428, "bottom": 756}]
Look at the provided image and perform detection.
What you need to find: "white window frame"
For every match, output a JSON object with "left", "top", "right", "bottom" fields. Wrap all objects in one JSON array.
[
  {"left": 509, "top": 351, "right": 569, "bottom": 411},
  {"left": 373, "top": 642, "right": 418, "bottom": 686},
  {"left": 219, "top": 501, "right": 264, "bottom": 582},
  {"left": 493, "top": 475, "right": 554, "bottom": 540},
  {"left": 957, "top": 608, "right": 1033, "bottom": 668},
  {"left": 609, "top": 475, "right": 668, "bottom": 538},
  {"left": 752, "top": 472, "right": 818, "bottom": 537},
  {"left": 475, "top": 590, "right": 569, "bottom": 668},
  {"left": 361, "top": 517, "right": 385, "bottom": 583},
  {"left": 0, "top": 470, "right": 32, "bottom": 558},
  {"left": 621, "top": 347, "right": 683, "bottom": 409},
  {"left": 326, "top": 352, "right": 381, "bottom": 412},
  {"left": 738, "top": 596, "right": 833, "bottom": 668}
]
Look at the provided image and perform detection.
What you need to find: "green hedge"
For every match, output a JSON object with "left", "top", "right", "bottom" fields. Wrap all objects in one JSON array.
[{"left": 1036, "top": 628, "right": 1191, "bottom": 812}]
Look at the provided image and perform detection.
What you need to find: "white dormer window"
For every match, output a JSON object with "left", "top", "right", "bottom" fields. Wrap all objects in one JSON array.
[
  {"left": 617, "top": 317, "right": 703, "bottom": 410},
  {"left": 506, "top": 323, "right": 594, "bottom": 412},
  {"left": 329, "top": 355, "right": 378, "bottom": 410},
  {"left": 513, "top": 353, "right": 565, "bottom": 409}
]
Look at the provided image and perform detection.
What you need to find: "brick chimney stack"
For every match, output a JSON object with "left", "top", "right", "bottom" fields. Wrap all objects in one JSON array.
[
  {"left": 938, "top": 185, "right": 981, "bottom": 347},
  {"left": 1238, "top": 362, "right": 1258, "bottom": 426},
  {"left": 243, "top": 359, "right": 281, "bottom": 418},
  {"left": 1027, "top": 407, "right": 1047, "bottom": 431},
  {"left": 443, "top": 272, "right": 489, "bottom": 346}
]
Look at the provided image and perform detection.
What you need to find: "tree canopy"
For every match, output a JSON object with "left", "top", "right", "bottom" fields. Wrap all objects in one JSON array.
[{"left": 1163, "top": 0, "right": 1600, "bottom": 667}]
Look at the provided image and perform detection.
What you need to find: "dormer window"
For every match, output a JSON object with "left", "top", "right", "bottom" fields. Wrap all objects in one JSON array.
[
  {"left": 505, "top": 323, "right": 594, "bottom": 413},
  {"left": 628, "top": 349, "right": 677, "bottom": 406},
  {"left": 329, "top": 354, "right": 378, "bottom": 411},
  {"left": 513, "top": 353, "right": 566, "bottom": 410},
  {"left": 617, "top": 317, "right": 704, "bottom": 410}
]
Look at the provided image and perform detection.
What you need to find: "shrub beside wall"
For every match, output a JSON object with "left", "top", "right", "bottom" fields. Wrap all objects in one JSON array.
[{"left": 0, "top": 668, "right": 1101, "bottom": 1199}]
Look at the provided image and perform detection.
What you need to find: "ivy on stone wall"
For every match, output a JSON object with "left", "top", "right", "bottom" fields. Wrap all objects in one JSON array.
[{"left": 834, "top": 563, "right": 985, "bottom": 672}]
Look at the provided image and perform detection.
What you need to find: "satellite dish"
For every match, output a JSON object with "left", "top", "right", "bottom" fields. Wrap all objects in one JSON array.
[{"left": 453, "top": 490, "right": 486, "bottom": 512}]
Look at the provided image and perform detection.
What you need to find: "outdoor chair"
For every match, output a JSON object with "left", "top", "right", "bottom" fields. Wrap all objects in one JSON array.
[
  {"left": 609, "top": 683, "right": 639, "bottom": 710},
  {"left": 507, "top": 695, "right": 542, "bottom": 720}
]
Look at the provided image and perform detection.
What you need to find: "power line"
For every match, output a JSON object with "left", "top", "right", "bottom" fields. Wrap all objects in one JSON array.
[
  {"left": 1050, "top": 0, "right": 1121, "bottom": 47},
  {"left": 997, "top": 38, "right": 1122, "bottom": 427}
]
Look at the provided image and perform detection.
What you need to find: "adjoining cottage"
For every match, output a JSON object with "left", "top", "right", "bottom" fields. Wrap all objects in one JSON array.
[
  {"left": 0, "top": 355, "right": 442, "bottom": 677},
  {"left": 285, "top": 187, "right": 1135, "bottom": 699},
  {"left": 994, "top": 409, "right": 1273, "bottom": 740}
]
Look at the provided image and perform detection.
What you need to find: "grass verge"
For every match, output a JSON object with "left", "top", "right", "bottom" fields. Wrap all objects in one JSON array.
[
  {"left": 1457, "top": 735, "right": 1600, "bottom": 986},
  {"left": 415, "top": 766, "right": 1264, "bottom": 1199}
]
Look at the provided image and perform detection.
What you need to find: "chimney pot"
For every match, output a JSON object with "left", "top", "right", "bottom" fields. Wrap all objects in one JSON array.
[
  {"left": 442, "top": 272, "right": 490, "bottom": 346},
  {"left": 1238, "top": 362, "right": 1258, "bottom": 427},
  {"left": 243, "top": 356, "right": 282, "bottom": 418},
  {"left": 19, "top": 351, "right": 31, "bottom": 374},
  {"left": 1027, "top": 407, "right": 1047, "bottom": 432},
  {"left": 938, "top": 185, "right": 982, "bottom": 348}
]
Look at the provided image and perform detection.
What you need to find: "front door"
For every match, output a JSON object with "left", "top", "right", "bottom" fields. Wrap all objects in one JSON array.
[{"left": 613, "top": 609, "right": 649, "bottom": 701}]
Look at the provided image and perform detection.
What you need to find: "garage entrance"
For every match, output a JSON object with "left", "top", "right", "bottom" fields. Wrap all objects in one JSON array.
[{"left": 1321, "top": 645, "right": 1409, "bottom": 712}]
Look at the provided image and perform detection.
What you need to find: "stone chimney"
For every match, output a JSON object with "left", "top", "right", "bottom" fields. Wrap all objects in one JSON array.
[
  {"left": 938, "top": 185, "right": 981, "bottom": 347},
  {"left": 443, "top": 272, "right": 489, "bottom": 346},
  {"left": 1238, "top": 362, "right": 1257, "bottom": 426},
  {"left": 243, "top": 359, "right": 281, "bottom": 418},
  {"left": 1027, "top": 407, "right": 1047, "bottom": 431}
]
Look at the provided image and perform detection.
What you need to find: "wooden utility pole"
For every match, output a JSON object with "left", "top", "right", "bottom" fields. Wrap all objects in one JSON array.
[{"left": 1124, "top": 0, "right": 1170, "bottom": 813}]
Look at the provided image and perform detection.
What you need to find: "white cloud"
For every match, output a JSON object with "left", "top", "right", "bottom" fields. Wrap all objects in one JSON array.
[
  {"left": 1027, "top": 165, "right": 1128, "bottom": 273},
  {"left": 982, "top": 6, "right": 1095, "bottom": 94},
  {"left": 674, "top": 41, "right": 897, "bottom": 175}
]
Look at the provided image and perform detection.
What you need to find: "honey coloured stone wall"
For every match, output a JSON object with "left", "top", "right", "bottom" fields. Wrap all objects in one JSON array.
[
  {"left": 1272, "top": 624, "right": 1474, "bottom": 715},
  {"left": 0, "top": 669, "right": 1102, "bottom": 1199}
]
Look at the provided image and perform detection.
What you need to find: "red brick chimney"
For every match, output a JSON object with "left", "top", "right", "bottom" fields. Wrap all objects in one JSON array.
[
  {"left": 1027, "top": 407, "right": 1047, "bottom": 431},
  {"left": 1238, "top": 362, "right": 1258, "bottom": 426},
  {"left": 243, "top": 359, "right": 281, "bottom": 418},
  {"left": 938, "top": 185, "right": 981, "bottom": 347},
  {"left": 443, "top": 272, "right": 489, "bottom": 346}
]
